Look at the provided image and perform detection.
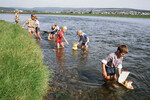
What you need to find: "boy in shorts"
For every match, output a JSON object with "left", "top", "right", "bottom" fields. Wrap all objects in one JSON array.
[
  {"left": 56, "top": 26, "right": 69, "bottom": 49},
  {"left": 76, "top": 30, "right": 89, "bottom": 51},
  {"left": 101, "top": 45, "right": 128, "bottom": 81},
  {"left": 34, "top": 16, "right": 42, "bottom": 40},
  {"left": 22, "top": 14, "right": 35, "bottom": 36}
]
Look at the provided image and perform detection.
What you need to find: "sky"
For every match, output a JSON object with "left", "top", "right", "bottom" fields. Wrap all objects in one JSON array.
[{"left": 0, "top": 0, "right": 150, "bottom": 10}]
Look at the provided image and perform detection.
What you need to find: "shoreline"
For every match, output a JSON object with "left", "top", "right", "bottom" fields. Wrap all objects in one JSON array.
[{"left": 1, "top": 12, "right": 150, "bottom": 18}]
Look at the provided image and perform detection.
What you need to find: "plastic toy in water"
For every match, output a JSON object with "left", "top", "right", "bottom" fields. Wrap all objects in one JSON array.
[
  {"left": 48, "top": 36, "right": 51, "bottom": 40},
  {"left": 72, "top": 42, "right": 78, "bottom": 50},
  {"left": 118, "top": 70, "right": 134, "bottom": 89}
]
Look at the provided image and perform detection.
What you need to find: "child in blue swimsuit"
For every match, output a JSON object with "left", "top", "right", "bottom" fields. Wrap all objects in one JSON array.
[
  {"left": 76, "top": 30, "right": 90, "bottom": 51},
  {"left": 48, "top": 25, "right": 57, "bottom": 40}
]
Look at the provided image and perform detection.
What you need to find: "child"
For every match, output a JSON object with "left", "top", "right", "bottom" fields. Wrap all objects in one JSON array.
[
  {"left": 76, "top": 30, "right": 89, "bottom": 51},
  {"left": 48, "top": 25, "right": 57, "bottom": 40},
  {"left": 101, "top": 45, "right": 128, "bottom": 81},
  {"left": 14, "top": 10, "right": 20, "bottom": 24},
  {"left": 56, "top": 26, "right": 69, "bottom": 49},
  {"left": 22, "top": 14, "right": 35, "bottom": 36},
  {"left": 54, "top": 23, "right": 60, "bottom": 33},
  {"left": 34, "top": 16, "right": 42, "bottom": 40}
]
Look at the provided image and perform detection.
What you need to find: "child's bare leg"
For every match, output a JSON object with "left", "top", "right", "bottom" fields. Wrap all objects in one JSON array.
[
  {"left": 106, "top": 76, "right": 111, "bottom": 80},
  {"left": 85, "top": 45, "right": 88, "bottom": 51},
  {"left": 57, "top": 43, "right": 60, "bottom": 49},
  {"left": 53, "top": 34, "right": 55, "bottom": 39},
  {"left": 34, "top": 32, "right": 38, "bottom": 39},
  {"left": 111, "top": 74, "right": 119, "bottom": 88},
  {"left": 30, "top": 31, "right": 33, "bottom": 36},
  {"left": 50, "top": 34, "right": 52, "bottom": 39},
  {"left": 60, "top": 42, "right": 65, "bottom": 48},
  {"left": 38, "top": 32, "right": 42, "bottom": 40},
  {"left": 81, "top": 44, "right": 84, "bottom": 49}
]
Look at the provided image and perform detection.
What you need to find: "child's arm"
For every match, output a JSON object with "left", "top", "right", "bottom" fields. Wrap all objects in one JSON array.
[
  {"left": 22, "top": 20, "right": 29, "bottom": 28},
  {"left": 63, "top": 36, "right": 69, "bottom": 45},
  {"left": 118, "top": 68, "right": 122, "bottom": 78},
  {"left": 85, "top": 37, "right": 89, "bottom": 46},
  {"left": 77, "top": 38, "right": 82, "bottom": 46},
  {"left": 102, "top": 63, "right": 107, "bottom": 78}
]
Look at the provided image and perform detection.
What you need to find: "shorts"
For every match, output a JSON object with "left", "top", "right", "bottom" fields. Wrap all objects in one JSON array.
[
  {"left": 106, "top": 67, "right": 116, "bottom": 76},
  {"left": 82, "top": 42, "right": 89, "bottom": 46},
  {"left": 28, "top": 27, "right": 35, "bottom": 33},
  {"left": 51, "top": 31, "right": 56, "bottom": 35},
  {"left": 35, "top": 27, "right": 40, "bottom": 33},
  {"left": 56, "top": 39, "right": 63, "bottom": 44}
]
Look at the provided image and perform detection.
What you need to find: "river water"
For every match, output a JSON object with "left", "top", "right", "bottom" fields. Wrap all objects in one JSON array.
[{"left": 0, "top": 14, "right": 150, "bottom": 100}]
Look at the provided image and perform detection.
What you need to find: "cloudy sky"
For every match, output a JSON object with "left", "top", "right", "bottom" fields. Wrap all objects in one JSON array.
[{"left": 0, "top": 0, "right": 150, "bottom": 10}]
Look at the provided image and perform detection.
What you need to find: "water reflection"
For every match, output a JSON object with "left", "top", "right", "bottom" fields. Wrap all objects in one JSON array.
[{"left": 56, "top": 48, "right": 64, "bottom": 67}]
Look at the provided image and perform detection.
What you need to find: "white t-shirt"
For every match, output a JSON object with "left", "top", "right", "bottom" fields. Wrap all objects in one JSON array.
[
  {"left": 35, "top": 20, "right": 40, "bottom": 27},
  {"left": 55, "top": 26, "right": 59, "bottom": 30}
]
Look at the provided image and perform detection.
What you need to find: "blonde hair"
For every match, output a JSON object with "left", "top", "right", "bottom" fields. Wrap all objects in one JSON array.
[
  {"left": 62, "top": 26, "right": 67, "bottom": 30},
  {"left": 77, "top": 30, "right": 83, "bottom": 35}
]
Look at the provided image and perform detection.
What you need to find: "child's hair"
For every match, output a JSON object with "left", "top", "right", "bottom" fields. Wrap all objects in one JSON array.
[
  {"left": 55, "top": 23, "right": 58, "bottom": 26},
  {"left": 51, "top": 25, "right": 55, "bottom": 30},
  {"left": 77, "top": 30, "right": 83, "bottom": 35},
  {"left": 31, "top": 14, "right": 35, "bottom": 17},
  {"left": 117, "top": 45, "right": 128, "bottom": 53},
  {"left": 34, "top": 16, "right": 38, "bottom": 19},
  {"left": 62, "top": 26, "right": 67, "bottom": 30}
]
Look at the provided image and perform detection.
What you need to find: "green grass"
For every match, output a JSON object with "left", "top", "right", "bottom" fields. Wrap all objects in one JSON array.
[{"left": 0, "top": 20, "right": 50, "bottom": 100}]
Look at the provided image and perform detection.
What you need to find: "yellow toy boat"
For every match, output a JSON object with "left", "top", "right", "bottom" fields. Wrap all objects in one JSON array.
[{"left": 72, "top": 43, "right": 78, "bottom": 50}]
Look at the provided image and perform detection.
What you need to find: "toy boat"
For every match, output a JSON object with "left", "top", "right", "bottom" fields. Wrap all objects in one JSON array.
[
  {"left": 72, "top": 43, "right": 78, "bottom": 50},
  {"left": 118, "top": 70, "right": 134, "bottom": 89}
]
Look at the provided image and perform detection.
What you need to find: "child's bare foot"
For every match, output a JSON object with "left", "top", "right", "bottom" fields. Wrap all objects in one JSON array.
[{"left": 112, "top": 83, "right": 119, "bottom": 88}]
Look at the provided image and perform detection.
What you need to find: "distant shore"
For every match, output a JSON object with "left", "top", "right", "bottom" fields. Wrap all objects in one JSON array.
[{"left": 1, "top": 12, "right": 150, "bottom": 18}]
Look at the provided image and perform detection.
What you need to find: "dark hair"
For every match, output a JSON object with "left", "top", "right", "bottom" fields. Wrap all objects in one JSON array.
[
  {"left": 117, "top": 45, "right": 128, "bottom": 53},
  {"left": 31, "top": 14, "right": 35, "bottom": 17}
]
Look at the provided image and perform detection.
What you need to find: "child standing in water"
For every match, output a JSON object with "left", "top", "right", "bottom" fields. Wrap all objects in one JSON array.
[
  {"left": 101, "top": 45, "right": 128, "bottom": 87},
  {"left": 56, "top": 26, "right": 69, "bottom": 49},
  {"left": 76, "top": 30, "right": 89, "bottom": 51},
  {"left": 34, "top": 16, "right": 42, "bottom": 40},
  {"left": 14, "top": 11, "right": 20, "bottom": 24},
  {"left": 48, "top": 25, "right": 57, "bottom": 40}
]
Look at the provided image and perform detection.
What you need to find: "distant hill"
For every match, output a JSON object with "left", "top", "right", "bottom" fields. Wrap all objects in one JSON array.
[
  {"left": 0, "top": 7, "right": 15, "bottom": 11},
  {"left": 0, "top": 7, "right": 150, "bottom": 13}
]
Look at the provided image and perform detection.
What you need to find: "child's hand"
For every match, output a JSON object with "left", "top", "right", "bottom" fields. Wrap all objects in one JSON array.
[
  {"left": 66, "top": 42, "right": 69, "bottom": 45},
  {"left": 103, "top": 71, "right": 107, "bottom": 78},
  {"left": 22, "top": 27, "right": 24, "bottom": 29}
]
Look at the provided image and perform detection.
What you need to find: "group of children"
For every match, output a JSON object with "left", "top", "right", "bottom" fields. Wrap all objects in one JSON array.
[
  {"left": 21, "top": 14, "right": 129, "bottom": 88},
  {"left": 22, "top": 14, "right": 42, "bottom": 40}
]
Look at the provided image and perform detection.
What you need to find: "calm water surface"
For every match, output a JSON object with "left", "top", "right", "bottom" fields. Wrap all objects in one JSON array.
[{"left": 0, "top": 14, "right": 150, "bottom": 100}]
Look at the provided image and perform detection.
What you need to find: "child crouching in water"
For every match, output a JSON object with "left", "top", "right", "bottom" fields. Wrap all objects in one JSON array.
[
  {"left": 56, "top": 26, "right": 69, "bottom": 49},
  {"left": 48, "top": 25, "right": 57, "bottom": 40},
  {"left": 76, "top": 30, "right": 89, "bottom": 51},
  {"left": 101, "top": 45, "right": 128, "bottom": 88}
]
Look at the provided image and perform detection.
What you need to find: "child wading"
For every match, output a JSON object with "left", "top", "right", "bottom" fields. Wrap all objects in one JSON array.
[
  {"left": 101, "top": 45, "right": 128, "bottom": 88},
  {"left": 22, "top": 14, "right": 36, "bottom": 36},
  {"left": 56, "top": 26, "right": 69, "bottom": 49},
  {"left": 34, "top": 16, "right": 42, "bottom": 40},
  {"left": 48, "top": 25, "right": 57, "bottom": 40},
  {"left": 76, "top": 30, "right": 89, "bottom": 51}
]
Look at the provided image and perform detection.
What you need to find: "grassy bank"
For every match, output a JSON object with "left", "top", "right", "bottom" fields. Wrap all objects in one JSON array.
[
  {"left": 1, "top": 12, "right": 150, "bottom": 18},
  {"left": 0, "top": 20, "right": 49, "bottom": 100}
]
